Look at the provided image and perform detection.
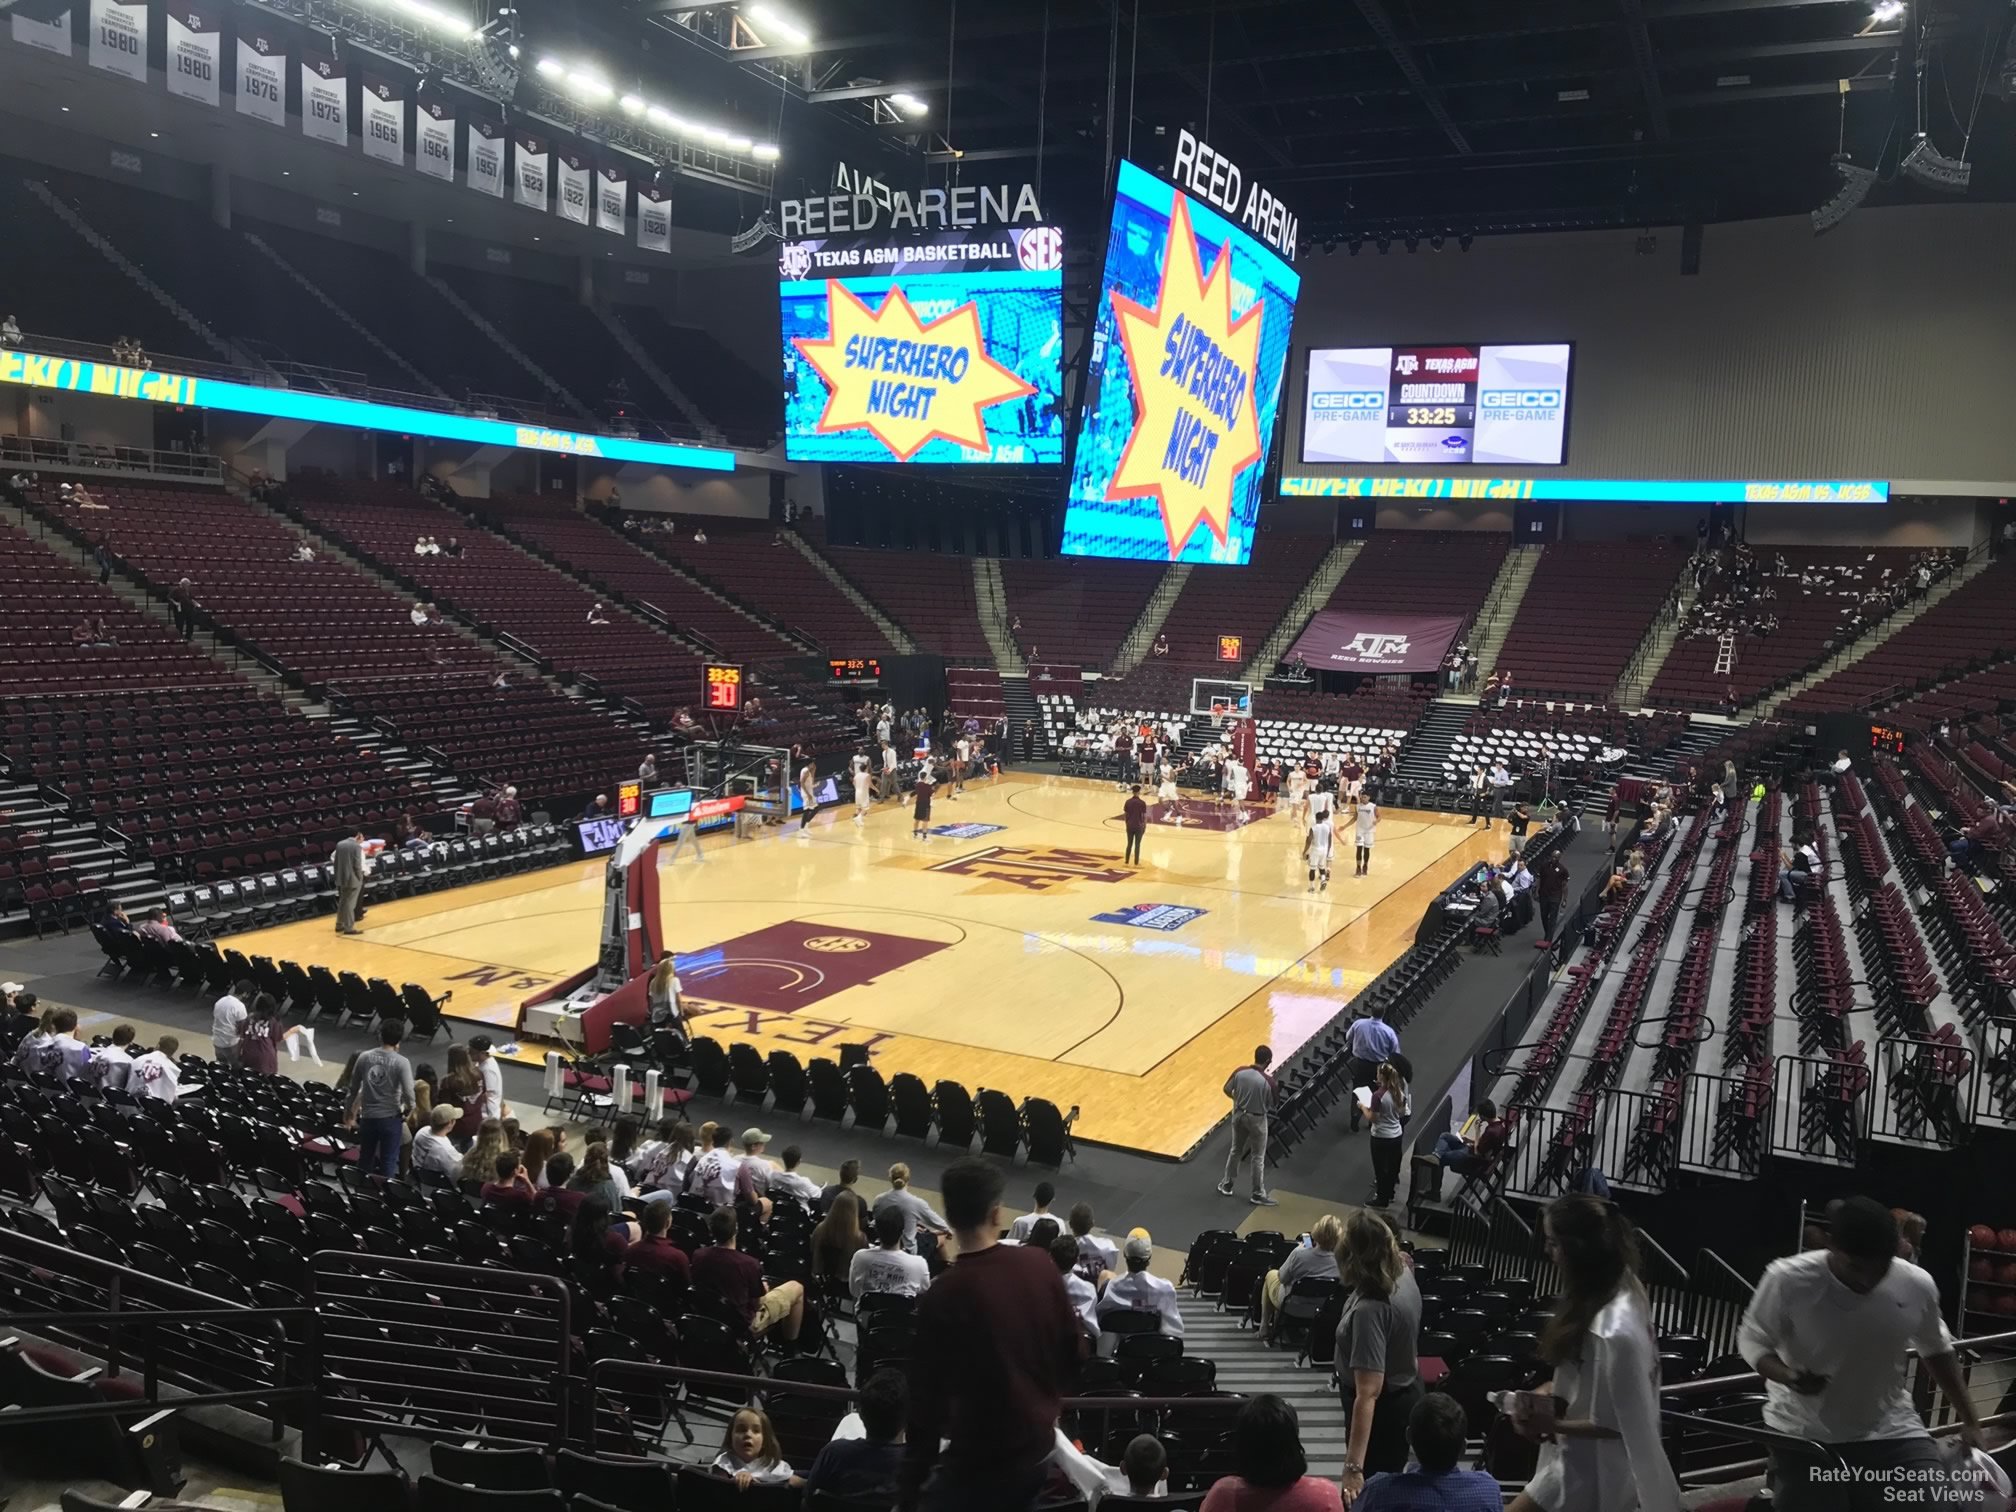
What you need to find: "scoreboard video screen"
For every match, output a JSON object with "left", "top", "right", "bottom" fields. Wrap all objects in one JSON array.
[
  {"left": 778, "top": 225, "right": 1066, "bottom": 464},
  {"left": 1301, "top": 344, "right": 1574, "bottom": 466},
  {"left": 1061, "top": 159, "right": 1301, "bottom": 565}
]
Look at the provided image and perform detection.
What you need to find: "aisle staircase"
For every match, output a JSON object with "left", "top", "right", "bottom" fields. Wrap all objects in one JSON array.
[
  {"left": 1110, "top": 564, "right": 1193, "bottom": 675},
  {"left": 1612, "top": 570, "right": 1702, "bottom": 708},
  {"left": 425, "top": 275, "right": 592, "bottom": 425},
  {"left": 595, "top": 308, "right": 723, "bottom": 444},
  {"left": 1394, "top": 700, "right": 1473, "bottom": 787},
  {"left": 1464, "top": 545, "right": 1543, "bottom": 676},
  {"left": 972, "top": 557, "right": 1025, "bottom": 673},
  {"left": 1001, "top": 675, "right": 1045, "bottom": 758},
  {"left": 1174, "top": 1292, "right": 1351, "bottom": 1478}
]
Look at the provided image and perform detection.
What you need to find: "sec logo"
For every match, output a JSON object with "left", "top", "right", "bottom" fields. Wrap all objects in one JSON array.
[
  {"left": 778, "top": 243, "right": 814, "bottom": 280},
  {"left": 1017, "top": 226, "right": 1063, "bottom": 273},
  {"left": 803, "top": 935, "right": 872, "bottom": 954}
]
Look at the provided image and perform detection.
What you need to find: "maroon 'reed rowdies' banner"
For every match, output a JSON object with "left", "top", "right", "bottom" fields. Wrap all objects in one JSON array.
[{"left": 1285, "top": 611, "right": 1465, "bottom": 674}]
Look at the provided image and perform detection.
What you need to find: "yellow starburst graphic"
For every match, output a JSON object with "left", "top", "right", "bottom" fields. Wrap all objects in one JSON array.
[
  {"left": 792, "top": 283, "right": 1036, "bottom": 462},
  {"left": 1107, "top": 193, "right": 1266, "bottom": 558}
]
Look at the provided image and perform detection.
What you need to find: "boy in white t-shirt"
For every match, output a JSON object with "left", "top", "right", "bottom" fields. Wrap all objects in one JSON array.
[{"left": 132, "top": 1036, "right": 182, "bottom": 1103}]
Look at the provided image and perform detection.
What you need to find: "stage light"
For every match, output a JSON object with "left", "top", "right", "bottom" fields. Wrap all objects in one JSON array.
[
  {"left": 535, "top": 55, "right": 563, "bottom": 77},
  {"left": 1347, "top": 237, "right": 1363, "bottom": 256},
  {"left": 619, "top": 94, "right": 645, "bottom": 114},
  {"left": 726, "top": 134, "right": 752, "bottom": 152},
  {"left": 889, "top": 92, "right": 928, "bottom": 116},
  {"left": 753, "top": 143, "right": 780, "bottom": 161},
  {"left": 1403, "top": 234, "right": 1419, "bottom": 253},
  {"left": 1811, "top": 154, "right": 1876, "bottom": 234},
  {"left": 1900, "top": 133, "right": 1971, "bottom": 193},
  {"left": 1322, "top": 237, "right": 1337, "bottom": 254},
  {"left": 747, "top": 3, "right": 810, "bottom": 47},
  {"left": 1458, "top": 233, "right": 1473, "bottom": 251},
  {"left": 1870, "top": 0, "right": 1904, "bottom": 22},
  {"left": 566, "top": 68, "right": 614, "bottom": 102},
  {"left": 1375, "top": 237, "right": 1391, "bottom": 255},
  {"left": 1429, "top": 233, "right": 1445, "bottom": 251},
  {"left": 377, "top": 0, "right": 477, "bottom": 38}
]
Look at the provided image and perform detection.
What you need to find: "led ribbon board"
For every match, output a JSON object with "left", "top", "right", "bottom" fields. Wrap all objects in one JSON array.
[
  {"left": 1062, "top": 158, "right": 1301, "bottom": 564},
  {"left": 0, "top": 351, "right": 737, "bottom": 472},
  {"left": 1279, "top": 477, "right": 1889, "bottom": 504}
]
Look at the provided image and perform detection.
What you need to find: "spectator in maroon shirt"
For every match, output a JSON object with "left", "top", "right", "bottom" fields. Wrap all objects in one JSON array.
[
  {"left": 480, "top": 1151, "right": 536, "bottom": 1218},
  {"left": 691, "top": 1206, "right": 805, "bottom": 1341},
  {"left": 538, "top": 1153, "right": 587, "bottom": 1222},
  {"left": 1123, "top": 786, "right": 1148, "bottom": 866},
  {"left": 901, "top": 1159, "right": 1084, "bottom": 1512},
  {"left": 623, "top": 1201, "right": 691, "bottom": 1287}
]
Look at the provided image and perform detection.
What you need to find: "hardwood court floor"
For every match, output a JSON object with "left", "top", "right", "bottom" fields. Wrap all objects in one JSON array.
[{"left": 228, "top": 774, "right": 1507, "bottom": 1157}]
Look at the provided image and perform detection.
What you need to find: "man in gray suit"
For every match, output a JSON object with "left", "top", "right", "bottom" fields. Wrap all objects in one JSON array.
[{"left": 333, "top": 830, "right": 367, "bottom": 935}]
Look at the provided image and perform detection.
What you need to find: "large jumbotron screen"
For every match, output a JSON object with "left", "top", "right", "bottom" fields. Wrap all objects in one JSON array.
[
  {"left": 777, "top": 225, "right": 1066, "bottom": 464},
  {"left": 1301, "top": 344, "right": 1574, "bottom": 466},
  {"left": 1061, "top": 158, "right": 1301, "bottom": 565}
]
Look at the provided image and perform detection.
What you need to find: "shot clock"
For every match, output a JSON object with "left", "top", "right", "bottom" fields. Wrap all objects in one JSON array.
[{"left": 702, "top": 662, "right": 744, "bottom": 714}]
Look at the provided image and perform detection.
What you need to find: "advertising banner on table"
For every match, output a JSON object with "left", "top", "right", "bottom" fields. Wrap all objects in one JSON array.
[
  {"left": 1285, "top": 611, "right": 1464, "bottom": 674},
  {"left": 164, "top": 7, "right": 221, "bottom": 106},
  {"left": 513, "top": 132, "right": 548, "bottom": 211},
  {"left": 595, "top": 162, "right": 627, "bottom": 235},
  {"left": 12, "top": 6, "right": 72, "bottom": 56},
  {"left": 555, "top": 150, "right": 590, "bottom": 226},
  {"left": 88, "top": 0, "right": 147, "bottom": 80},
  {"left": 361, "top": 73, "right": 405, "bottom": 165},
  {"left": 416, "top": 96, "right": 454, "bottom": 181},
  {"left": 466, "top": 116, "right": 504, "bottom": 197},
  {"left": 301, "top": 54, "right": 347, "bottom": 145},
  {"left": 637, "top": 181, "right": 671, "bottom": 252},
  {"left": 234, "top": 23, "right": 285, "bottom": 124}
]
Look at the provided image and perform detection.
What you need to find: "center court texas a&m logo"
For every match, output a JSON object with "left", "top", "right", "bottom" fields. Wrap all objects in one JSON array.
[
  {"left": 928, "top": 844, "right": 1131, "bottom": 893},
  {"left": 1343, "top": 631, "right": 1410, "bottom": 659}
]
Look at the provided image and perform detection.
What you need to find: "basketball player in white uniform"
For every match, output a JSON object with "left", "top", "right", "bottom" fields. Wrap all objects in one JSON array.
[
  {"left": 1306, "top": 783, "right": 1334, "bottom": 865},
  {"left": 1354, "top": 797, "right": 1378, "bottom": 876},
  {"left": 1307, "top": 802, "right": 1335, "bottom": 892},
  {"left": 1157, "top": 760, "right": 1181, "bottom": 820},
  {"left": 952, "top": 736, "right": 970, "bottom": 796},
  {"left": 1285, "top": 763, "right": 1309, "bottom": 821},
  {"left": 852, "top": 760, "right": 874, "bottom": 823}
]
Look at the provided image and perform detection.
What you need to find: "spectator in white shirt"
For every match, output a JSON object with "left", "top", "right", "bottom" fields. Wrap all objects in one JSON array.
[
  {"left": 410, "top": 601, "right": 435, "bottom": 628},
  {"left": 586, "top": 603, "right": 611, "bottom": 626},
  {"left": 1097, "top": 1236, "right": 1185, "bottom": 1337},
  {"left": 95, "top": 1025, "right": 139, "bottom": 1092},
  {"left": 132, "top": 1036, "right": 182, "bottom": 1103},
  {"left": 0, "top": 314, "right": 20, "bottom": 347},
  {"left": 1048, "top": 1234, "right": 1101, "bottom": 1343},
  {"left": 1069, "top": 1202, "right": 1119, "bottom": 1284},
  {"left": 1831, "top": 750, "right": 1853, "bottom": 776},
  {"left": 1737, "top": 1197, "right": 1982, "bottom": 1512},
  {"left": 211, "top": 984, "right": 250, "bottom": 1067},
  {"left": 412, "top": 1104, "right": 464, "bottom": 1181},
  {"left": 689, "top": 1123, "right": 744, "bottom": 1205},
  {"left": 469, "top": 1035, "right": 504, "bottom": 1119},
  {"left": 851, "top": 1205, "right": 933, "bottom": 1299},
  {"left": 1008, "top": 1181, "right": 1057, "bottom": 1244},
  {"left": 769, "top": 1145, "right": 822, "bottom": 1205}
]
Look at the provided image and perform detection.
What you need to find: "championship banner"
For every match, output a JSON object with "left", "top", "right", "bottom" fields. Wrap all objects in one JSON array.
[
  {"left": 301, "top": 53, "right": 347, "bottom": 146},
  {"left": 11, "top": 6, "right": 71, "bottom": 56},
  {"left": 234, "top": 23, "right": 285, "bottom": 125},
  {"left": 467, "top": 116, "right": 504, "bottom": 197},
  {"left": 416, "top": 95, "right": 455, "bottom": 181},
  {"left": 1284, "top": 611, "right": 1464, "bottom": 675},
  {"left": 361, "top": 73, "right": 405, "bottom": 166},
  {"left": 595, "top": 161, "right": 627, "bottom": 235},
  {"left": 513, "top": 131, "right": 548, "bottom": 211},
  {"left": 164, "top": 6, "right": 221, "bottom": 107},
  {"left": 554, "top": 150, "right": 590, "bottom": 226},
  {"left": 637, "top": 181, "right": 671, "bottom": 253},
  {"left": 88, "top": 0, "right": 147, "bottom": 81}
]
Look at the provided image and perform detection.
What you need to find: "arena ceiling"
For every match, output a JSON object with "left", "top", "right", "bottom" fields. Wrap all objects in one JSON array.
[{"left": 607, "top": 0, "right": 2016, "bottom": 240}]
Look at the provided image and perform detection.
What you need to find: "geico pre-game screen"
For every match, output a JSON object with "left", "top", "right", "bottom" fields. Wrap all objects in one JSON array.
[
  {"left": 778, "top": 225, "right": 1066, "bottom": 465},
  {"left": 1301, "top": 343, "right": 1574, "bottom": 467},
  {"left": 1061, "top": 159, "right": 1300, "bottom": 565}
]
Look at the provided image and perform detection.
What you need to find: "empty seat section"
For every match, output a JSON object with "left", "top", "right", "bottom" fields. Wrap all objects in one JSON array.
[
  {"left": 823, "top": 547, "right": 992, "bottom": 660},
  {"left": 615, "top": 305, "right": 781, "bottom": 447},
  {"left": 1152, "top": 530, "right": 1331, "bottom": 670},
  {"left": 1494, "top": 541, "right": 1688, "bottom": 700},
  {"left": 998, "top": 557, "right": 1164, "bottom": 671},
  {"left": 647, "top": 517, "right": 897, "bottom": 657}
]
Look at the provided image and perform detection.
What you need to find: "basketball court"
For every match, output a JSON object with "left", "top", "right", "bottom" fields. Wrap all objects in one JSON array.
[{"left": 227, "top": 773, "right": 1503, "bottom": 1158}]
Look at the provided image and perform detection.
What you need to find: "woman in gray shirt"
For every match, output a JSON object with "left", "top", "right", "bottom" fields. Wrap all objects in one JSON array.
[
  {"left": 1336, "top": 1210, "right": 1423, "bottom": 1506},
  {"left": 1259, "top": 1212, "right": 1341, "bottom": 1340}
]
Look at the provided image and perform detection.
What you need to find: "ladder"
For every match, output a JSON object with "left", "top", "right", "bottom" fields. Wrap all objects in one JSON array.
[{"left": 1713, "top": 633, "right": 1736, "bottom": 676}]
